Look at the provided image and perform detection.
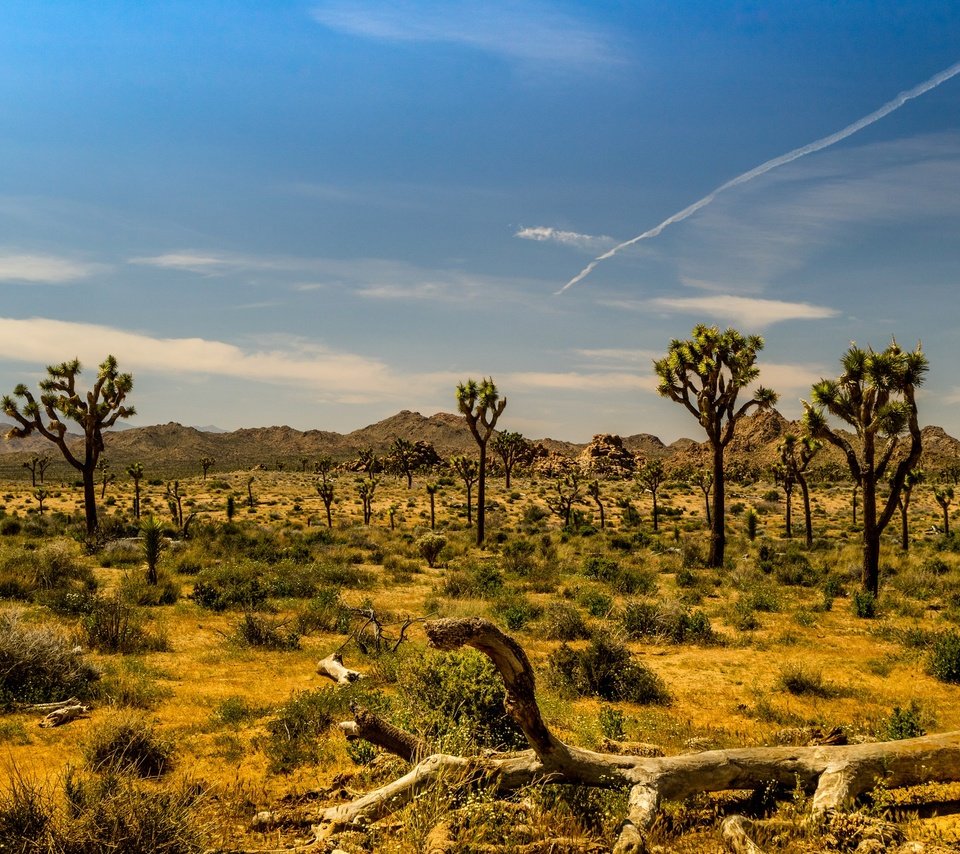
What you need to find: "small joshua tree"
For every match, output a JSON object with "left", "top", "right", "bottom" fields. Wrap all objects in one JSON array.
[
  {"left": 98, "top": 458, "right": 115, "bottom": 500},
  {"left": 23, "top": 453, "right": 49, "bottom": 487},
  {"left": 692, "top": 468, "right": 713, "bottom": 527},
  {"left": 126, "top": 462, "right": 144, "bottom": 519},
  {"left": 777, "top": 433, "right": 821, "bottom": 547},
  {"left": 935, "top": 485, "right": 954, "bottom": 538},
  {"left": 449, "top": 455, "right": 479, "bottom": 527},
  {"left": 390, "top": 438, "right": 417, "bottom": 489},
  {"left": 165, "top": 481, "right": 184, "bottom": 529},
  {"left": 2, "top": 355, "right": 135, "bottom": 535},
  {"left": 456, "top": 378, "right": 507, "bottom": 546},
  {"left": 895, "top": 468, "right": 924, "bottom": 551},
  {"left": 547, "top": 472, "right": 582, "bottom": 528},
  {"left": 316, "top": 480, "right": 335, "bottom": 528},
  {"left": 357, "top": 477, "right": 378, "bottom": 525},
  {"left": 199, "top": 456, "right": 215, "bottom": 480},
  {"left": 637, "top": 459, "right": 666, "bottom": 533},
  {"left": 34, "top": 488, "right": 48, "bottom": 517},
  {"left": 587, "top": 480, "right": 605, "bottom": 530},
  {"left": 492, "top": 431, "right": 530, "bottom": 489}
]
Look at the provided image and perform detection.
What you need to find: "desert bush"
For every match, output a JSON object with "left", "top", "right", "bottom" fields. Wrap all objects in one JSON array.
[
  {"left": 120, "top": 569, "right": 180, "bottom": 606},
  {"left": 83, "top": 711, "right": 173, "bottom": 777},
  {"left": 81, "top": 596, "right": 169, "bottom": 654},
  {"left": 501, "top": 538, "right": 537, "bottom": 574},
  {"left": 776, "top": 664, "right": 836, "bottom": 698},
  {"left": 0, "top": 540, "right": 95, "bottom": 602},
  {"left": 0, "top": 610, "right": 100, "bottom": 706},
  {"left": 190, "top": 564, "right": 269, "bottom": 611},
  {"left": 579, "top": 589, "right": 613, "bottom": 618},
  {"left": 443, "top": 560, "right": 503, "bottom": 599},
  {"left": 541, "top": 602, "right": 590, "bottom": 641},
  {"left": 96, "top": 660, "right": 171, "bottom": 710},
  {"left": 233, "top": 614, "right": 300, "bottom": 650},
  {"left": 314, "top": 560, "right": 374, "bottom": 589},
  {"left": 394, "top": 649, "right": 525, "bottom": 750},
  {"left": 496, "top": 594, "right": 542, "bottom": 631},
  {"left": 296, "top": 587, "right": 352, "bottom": 635},
  {"left": 547, "top": 634, "right": 670, "bottom": 705},
  {"left": 416, "top": 533, "right": 447, "bottom": 568},
  {"left": 852, "top": 590, "right": 878, "bottom": 619},
  {"left": 929, "top": 629, "right": 960, "bottom": 684},
  {"left": 621, "top": 601, "right": 715, "bottom": 644},
  {"left": 880, "top": 700, "right": 926, "bottom": 740},
  {"left": 583, "top": 555, "right": 657, "bottom": 595}
]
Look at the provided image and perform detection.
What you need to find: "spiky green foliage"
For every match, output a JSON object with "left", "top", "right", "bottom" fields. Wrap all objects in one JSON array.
[
  {"left": 126, "top": 462, "right": 144, "bottom": 519},
  {"left": 803, "top": 339, "right": 927, "bottom": 595},
  {"left": 654, "top": 325, "right": 777, "bottom": 566},
  {"left": 2, "top": 356, "right": 135, "bottom": 534},
  {"left": 491, "top": 430, "right": 530, "bottom": 489},
  {"left": 140, "top": 516, "right": 165, "bottom": 586}
]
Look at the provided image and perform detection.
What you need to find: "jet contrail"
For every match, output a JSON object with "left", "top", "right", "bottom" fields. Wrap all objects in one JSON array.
[{"left": 557, "top": 59, "right": 960, "bottom": 294}]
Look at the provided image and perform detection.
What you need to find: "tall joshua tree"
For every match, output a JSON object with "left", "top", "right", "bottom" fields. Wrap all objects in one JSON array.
[
  {"left": 449, "top": 454, "right": 479, "bottom": 526},
  {"left": 456, "top": 378, "right": 506, "bottom": 546},
  {"left": 654, "top": 326, "right": 777, "bottom": 567},
  {"left": 804, "top": 339, "right": 927, "bottom": 597},
  {"left": 3, "top": 356, "right": 134, "bottom": 535}
]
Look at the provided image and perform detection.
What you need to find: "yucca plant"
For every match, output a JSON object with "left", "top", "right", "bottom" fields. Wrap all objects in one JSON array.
[{"left": 140, "top": 516, "right": 165, "bottom": 586}]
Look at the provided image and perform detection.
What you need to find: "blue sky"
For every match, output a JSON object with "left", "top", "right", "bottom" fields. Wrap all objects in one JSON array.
[{"left": 1, "top": 1, "right": 959, "bottom": 442}]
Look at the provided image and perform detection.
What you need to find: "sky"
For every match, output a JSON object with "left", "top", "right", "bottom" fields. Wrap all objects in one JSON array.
[{"left": 1, "top": 1, "right": 959, "bottom": 442}]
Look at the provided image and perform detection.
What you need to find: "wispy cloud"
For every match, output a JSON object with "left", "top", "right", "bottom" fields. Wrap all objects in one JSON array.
[
  {"left": 602, "top": 295, "right": 838, "bottom": 327},
  {"left": 574, "top": 348, "right": 659, "bottom": 366},
  {"left": 503, "top": 371, "right": 653, "bottom": 393},
  {"left": 515, "top": 226, "right": 617, "bottom": 252},
  {"left": 646, "top": 295, "right": 839, "bottom": 327},
  {"left": 311, "top": 1, "right": 620, "bottom": 66},
  {"left": 0, "top": 253, "right": 103, "bottom": 284},
  {"left": 0, "top": 316, "right": 437, "bottom": 405}
]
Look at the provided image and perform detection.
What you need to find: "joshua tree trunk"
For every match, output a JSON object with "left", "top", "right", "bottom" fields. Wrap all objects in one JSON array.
[
  {"left": 861, "top": 475, "right": 880, "bottom": 597},
  {"left": 709, "top": 444, "right": 725, "bottom": 567},
  {"left": 784, "top": 486, "right": 793, "bottom": 538},
  {"left": 82, "top": 466, "right": 98, "bottom": 535},
  {"left": 799, "top": 477, "right": 813, "bottom": 547}
]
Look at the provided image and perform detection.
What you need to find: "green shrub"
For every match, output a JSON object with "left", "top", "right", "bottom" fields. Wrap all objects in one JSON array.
[
  {"left": 120, "top": 569, "right": 180, "bottom": 606},
  {"left": 190, "top": 565, "right": 269, "bottom": 611},
  {"left": 541, "top": 602, "right": 590, "bottom": 641},
  {"left": 598, "top": 704, "right": 626, "bottom": 740},
  {"left": 881, "top": 700, "right": 926, "bottom": 740},
  {"left": 501, "top": 538, "right": 537, "bottom": 574},
  {"left": 296, "top": 587, "right": 352, "bottom": 635},
  {"left": 83, "top": 712, "right": 173, "bottom": 777},
  {"left": 416, "top": 533, "right": 447, "bottom": 568},
  {"left": 579, "top": 589, "right": 613, "bottom": 618},
  {"left": 81, "top": 596, "right": 169, "bottom": 654},
  {"left": 929, "top": 630, "right": 960, "bottom": 684},
  {"left": 394, "top": 649, "right": 525, "bottom": 750},
  {"left": 0, "top": 611, "right": 100, "bottom": 706},
  {"left": 852, "top": 590, "right": 877, "bottom": 619},
  {"left": 776, "top": 664, "right": 835, "bottom": 698},
  {"left": 263, "top": 686, "right": 354, "bottom": 772},
  {"left": 233, "top": 614, "right": 300, "bottom": 650},
  {"left": 497, "top": 595, "right": 542, "bottom": 631},
  {"left": 622, "top": 601, "right": 715, "bottom": 644},
  {"left": 548, "top": 635, "right": 670, "bottom": 705}
]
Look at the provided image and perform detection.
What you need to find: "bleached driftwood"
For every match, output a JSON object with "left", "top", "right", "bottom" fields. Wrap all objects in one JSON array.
[
  {"left": 318, "top": 618, "right": 960, "bottom": 853},
  {"left": 38, "top": 703, "right": 89, "bottom": 727},
  {"left": 338, "top": 704, "right": 427, "bottom": 763},
  {"left": 316, "top": 652, "right": 364, "bottom": 685}
]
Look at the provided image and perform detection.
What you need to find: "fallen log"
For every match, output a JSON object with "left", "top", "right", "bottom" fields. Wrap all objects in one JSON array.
[
  {"left": 36, "top": 701, "right": 89, "bottom": 728},
  {"left": 316, "top": 652, "right": 364, "bottom": 685},
  {"left": 245, "top": 618, "right": 960, "bottom": 852}
]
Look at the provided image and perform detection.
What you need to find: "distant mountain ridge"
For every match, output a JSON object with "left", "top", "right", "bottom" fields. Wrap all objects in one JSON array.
[{"left": 1, "top": 408, "right": 957, "bottom": 476}]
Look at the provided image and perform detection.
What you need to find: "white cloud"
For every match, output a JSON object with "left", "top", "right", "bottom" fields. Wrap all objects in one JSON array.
[
  {"left": 311, "top": 1, "right": 620, "bottom": 66},
  {"left": 0, "top": 253, "right": 103, "bottom": 283},
  {"left": 516, "top": 226, "right": 617, "bottom": 252},
  {"left": 0, "top": 316, "right": 422, "bottom": 405},
  {"left": 644, "top": 295, "right": 839, "bottom": 326},
  {"left": 575, "top": 348, "right": 659, "bottom": 365}
]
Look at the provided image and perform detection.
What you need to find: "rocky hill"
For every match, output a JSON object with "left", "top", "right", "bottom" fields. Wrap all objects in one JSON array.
[{"left": 0, "top": 408, "right": 956, "bottom": 479}]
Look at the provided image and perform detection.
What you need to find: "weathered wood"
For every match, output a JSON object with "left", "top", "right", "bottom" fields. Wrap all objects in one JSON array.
[
  {"left": 721, "top": 816, "right": 766, "bottom": 854},
  {"left": 38, "top": 703, "right": 89, "bottom": 727},
  {"left": 303, "top": 619, "right": 960, "bottom": 852},
  {"left": 317, "top": 652, "right": 364, "bottom": 685},
  {"left": 338, "top": 704, "right": 427, "bottom": 763}
]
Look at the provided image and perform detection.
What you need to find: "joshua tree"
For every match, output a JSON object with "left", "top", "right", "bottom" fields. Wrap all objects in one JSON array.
[
  {"left": 692, "top": 468, "right": 713, "bottom": 527},
  {"left": 316, "top": 479, "right": 335, "bottom": 528},
  {"left": 299, "top": 457, "right": 309, "bottom": 473},
  {"left": 34, "top": 488, "right": 48, "bottom": 516},
  {"left": 246, "top": 476, "right": 256, "bottom": 508},
  {"left": 357, "top": 448, "right": 379, "bottom": 477},
  {"left": 166, "top": 481, "right": 184, "bottom": 528},
  {"left": 492, "top": 431, "right": 530, "bottom": 489},
  {"left": 23, "top": 453, "right": 50, "bottom": 487},
  {"left": 935, "top": 485, "right": 954, "bottom": 538},
  {"left": 388, "top": 503, "right": 399, "bottom": 530},
  {"left": 357, "top": 476, "right": 378, "bottom": 525},
  {"left": 637, "top": 459, "right": 666, "bottom": 533},
  {"left": 547, "top": 472, "right": 582, "bottom": 528},
  {"left": 804, "top": 339, "right": 927, "bottom": 597},
  {"left": 2, "top": 356, "right": 134, "bottom": 535},
  {"left": 895, "top": 468, "right": 924, "bottom": 551},
  {"left": 654, "top": 326, "right": 777, "bottom": 567},
  {"left": 426, "top": 482, "right": 438, "bottom": 530},
  {"left": 390, "top": 438, "right": 418, "bottom": 489},
  {"left": 773, "top": 459, "right": 795, "bottom": 538},
  {"left": 449, "top": 455, "right": 479, "bottom": 526},
  {"left": 852, "top": 482, "right": 860, "bottom": 527},
  {"left": 97, "top": 458, "right": 115, "bottom": 500},
  {"left": 456, "top": 378, "right": 507, "bottom": 546},
  {"left": 126, "top": 462, "right": 144, "bottom": 519},
  {"left": 140, "top": 515, "right": 165, "bottom": 586},
  {"left": 199, "top": 456, "right": 215, "bottom": 480},
  {"left": 587, "top": 480, "right": 605, "bottom": 529},
  {"left": 777, "top": 433, "right": 821, "bottom": 547},
  {"left": 315, "top": 456, "right": 334, "bottom": 478}
]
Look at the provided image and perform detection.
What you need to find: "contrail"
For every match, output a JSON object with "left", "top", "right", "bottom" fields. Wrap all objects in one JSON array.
[{"left": 557, "top": 59, "right": 960, "bottom": 294}]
